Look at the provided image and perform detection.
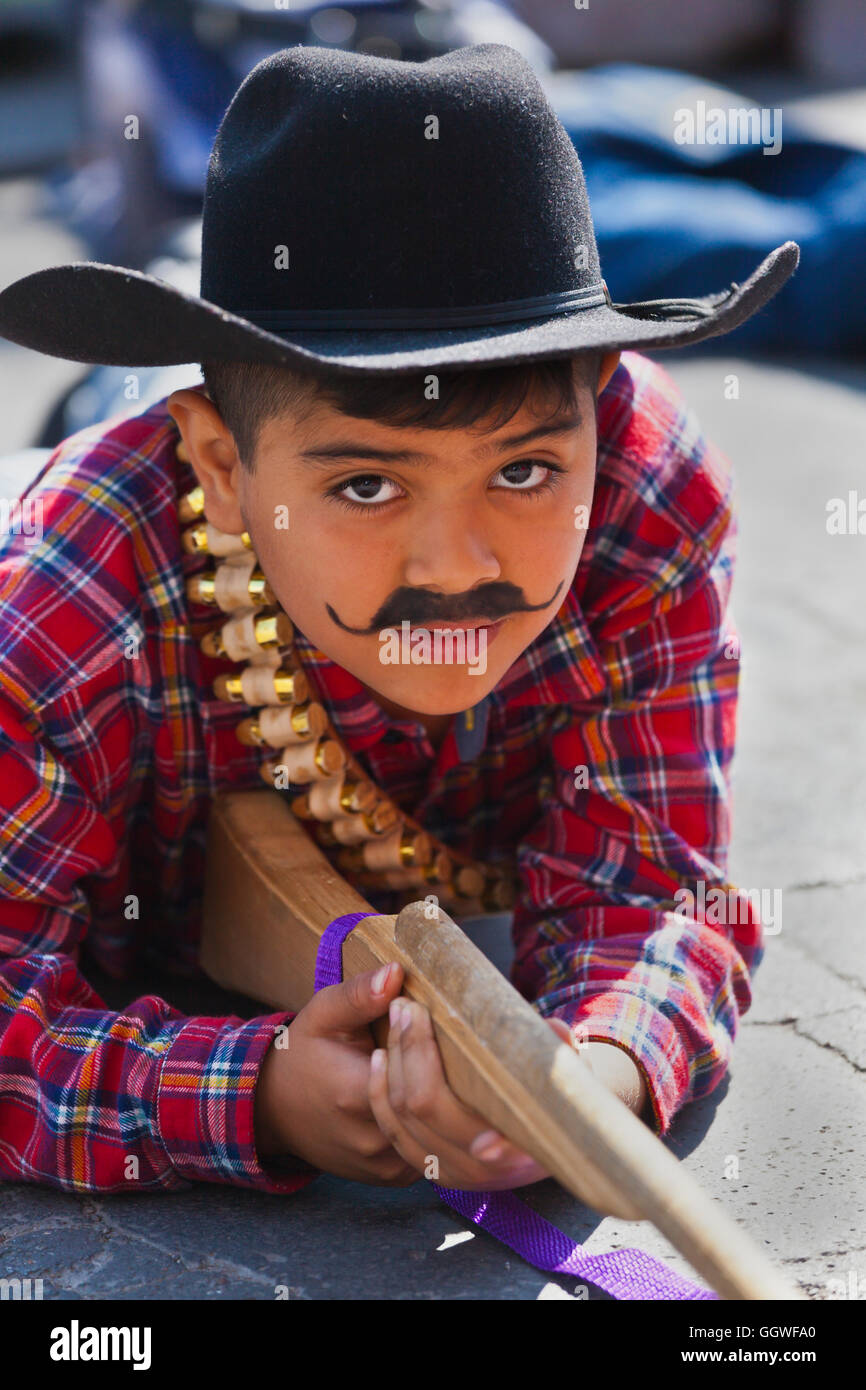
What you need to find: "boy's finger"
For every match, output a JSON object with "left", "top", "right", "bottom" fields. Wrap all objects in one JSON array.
[
  {"left": 368, "top": 1049, "right": 427, "bottom": 1175},
  {"left": 393, "top": 1001, "right": 533, "bottom": 1172},
  {"left": 546, "top": 1016, "right": 574, "bottom": 1046},
  {"left": 310, "top": 962, "right": 404, "bottom": 1036},
  {"left": 385, "top": 995, "right": 409, "bottom": 1112},
  {"left": 394, "top": 998, "right": 457, "bottom": 1125}
]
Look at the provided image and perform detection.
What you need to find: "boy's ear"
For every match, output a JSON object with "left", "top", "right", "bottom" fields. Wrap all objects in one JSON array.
[
  {"left": 596, "top": 351, "right": 621, "bottom": 396},
  {"left": 166, "top": 388, "right": 246, "bottom": 535}
]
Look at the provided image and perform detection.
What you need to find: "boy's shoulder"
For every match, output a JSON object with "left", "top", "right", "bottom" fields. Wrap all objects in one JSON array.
[
  {"left": 0, "top": 392, "right": 185, "bottom": 712},
  {"left": 598, "top": 351, "right": 733, "bottom": 525},
  {"left": 583, "top": 351, "right": 736, "bottom": 603}
]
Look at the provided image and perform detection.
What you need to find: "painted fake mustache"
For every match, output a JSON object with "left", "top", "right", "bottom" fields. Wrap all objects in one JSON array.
[{"left": 326, "top": 578, "right": 564, "bottom": 635}]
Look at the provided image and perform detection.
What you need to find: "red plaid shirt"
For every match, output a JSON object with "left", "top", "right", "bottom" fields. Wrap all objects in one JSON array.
[{"left": 0, "top": 352, "right": 761, "bottom": 1194}]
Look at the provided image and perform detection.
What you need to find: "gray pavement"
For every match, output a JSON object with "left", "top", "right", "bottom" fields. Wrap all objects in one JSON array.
[{"left": 1, "top": 189, "right": 865, "bottom": 1300}]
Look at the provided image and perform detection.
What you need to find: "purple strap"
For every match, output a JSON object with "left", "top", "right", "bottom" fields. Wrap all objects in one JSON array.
[
  {"left": 314, "top": 912, "right": 377, "bottom": 991},
  {"left": 315, "top": 913, "right": 716, "bottom": 1301}
]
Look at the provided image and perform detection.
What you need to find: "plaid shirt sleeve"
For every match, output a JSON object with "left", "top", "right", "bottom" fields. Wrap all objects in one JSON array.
[
  {"left": 0, "top": 436, "right": 313, "bottom": 1196},
  {"left": 0, "top": 696, "right": 311, "bottom": 1194},
  {"left": 510, "top": 360, "right": 762, "bottom": 1137}
]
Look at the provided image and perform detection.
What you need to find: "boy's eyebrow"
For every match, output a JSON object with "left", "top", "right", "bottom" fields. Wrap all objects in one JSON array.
[{"left": 297, "top": 413, "right": 583, "bottom": 466}]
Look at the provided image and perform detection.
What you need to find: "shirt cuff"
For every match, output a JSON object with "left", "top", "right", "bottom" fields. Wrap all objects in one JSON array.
[
  {"left": 549, "top": 998, "right": 692, "bottom": 1137},
  {"left": 155, "top": 1012, "right": 321, "bottom": 1193}
]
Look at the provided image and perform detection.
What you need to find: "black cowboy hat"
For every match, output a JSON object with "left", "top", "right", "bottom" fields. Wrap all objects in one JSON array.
[{"left": 0, "top": 43, "right": 799, "bottom": 376}]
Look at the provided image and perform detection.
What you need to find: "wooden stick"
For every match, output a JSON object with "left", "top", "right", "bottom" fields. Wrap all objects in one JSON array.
[{"left": 199, "top": 789, "right": 803, "bottom": 1302}]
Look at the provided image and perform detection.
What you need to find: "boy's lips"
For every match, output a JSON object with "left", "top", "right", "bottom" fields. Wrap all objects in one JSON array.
[{"left": 409, "top": 618, "right": 506, "bottom": 642}]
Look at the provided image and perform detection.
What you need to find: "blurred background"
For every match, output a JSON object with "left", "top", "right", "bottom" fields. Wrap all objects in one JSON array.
[{"left": 1, "top": 0, "right": 865, "bottom": 451}]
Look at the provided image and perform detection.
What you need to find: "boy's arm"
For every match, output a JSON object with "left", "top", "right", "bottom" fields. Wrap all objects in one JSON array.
[
  {"left": 513, "top": 416, "right": 760, "bottom": 1138},
  {"left": 0, "top": 426, "right": 322, "bottom": 1195},
  {"left": 0, "top": 695, "right": 314, "bottom": 1195}
]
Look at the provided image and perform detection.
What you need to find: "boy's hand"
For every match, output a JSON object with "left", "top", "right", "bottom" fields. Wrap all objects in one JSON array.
[
  {"left": 255, "top": 961, "right": 646, "bottom": 1211},
  {"left": 254, "top": 960, "right": 418, "bottom": 1185},
  {"left": 254, "top": 959, "right": 560, "bottom": 1189}
]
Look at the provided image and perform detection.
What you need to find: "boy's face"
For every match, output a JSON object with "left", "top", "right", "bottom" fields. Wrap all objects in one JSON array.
[{"left": 169, "top": 352, "right": 619, "bottom": 723}]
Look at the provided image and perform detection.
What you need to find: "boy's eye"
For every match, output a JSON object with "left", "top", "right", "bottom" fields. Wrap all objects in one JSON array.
[
  {"left": 493, "top": 460, "right": 557, "bottom": 490},
  {"left": 332, "top": 474, "right": 403, "bottom": 506}
]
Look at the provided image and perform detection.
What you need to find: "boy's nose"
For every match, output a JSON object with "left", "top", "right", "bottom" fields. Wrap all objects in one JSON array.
[{"left": 401, "top": 508, "right": 501, "bottom": 599}]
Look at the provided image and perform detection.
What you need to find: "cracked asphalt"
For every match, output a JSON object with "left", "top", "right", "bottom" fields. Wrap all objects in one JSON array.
[{"left": 1, "top": 180, "right": 865, "bottom": 1300}]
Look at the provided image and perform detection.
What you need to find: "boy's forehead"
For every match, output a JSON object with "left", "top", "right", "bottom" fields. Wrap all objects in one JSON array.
[{"left": 257, "top": 392, "right": 588, "bottom": 464}]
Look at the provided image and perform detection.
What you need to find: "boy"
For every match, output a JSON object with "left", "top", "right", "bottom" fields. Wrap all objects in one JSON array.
[{"left": 0, "top": 44, "right": 797, "bottom": 1202}]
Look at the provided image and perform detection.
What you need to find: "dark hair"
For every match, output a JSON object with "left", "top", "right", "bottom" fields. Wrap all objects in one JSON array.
[{"left": 199, "top": 353, "right": 602, "bottom": 470}]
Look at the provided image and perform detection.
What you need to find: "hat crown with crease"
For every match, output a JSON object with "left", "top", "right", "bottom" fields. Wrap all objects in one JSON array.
[{"left": 201, "top": 42, "right": 601, "bottom": 320}]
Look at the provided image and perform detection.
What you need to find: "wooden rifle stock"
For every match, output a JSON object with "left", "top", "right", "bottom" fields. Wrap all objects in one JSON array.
[{"left": 199, "top": 789, "right": 802, "bottom": 1302}]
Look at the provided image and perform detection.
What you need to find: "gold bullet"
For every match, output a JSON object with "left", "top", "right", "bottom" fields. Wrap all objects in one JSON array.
[
  {"left": 454, "top": 865, "right": 485, "bottom": 898},
  {"left": 255, "top": 612, "right": 294, "bottom": 649},
  {"left": 339, "top": 780, "right": 377, "bottom": 815},
  {"left": 181, "top": 523, "right": 210, "bottom": 554},
  {"left": 289, "top": 701, "right": 327, "bottom": 738},
  {"left": 201, "top": 609, "right": 293, "bottom": 661},
  {"left": 482, "top": 875, "right": 516, "bottom": 911},
  {"left": 178, "top": 483, "right": 204, "bottom": 520},
  {"left": 213, "top": 666, "right": 309, "bottom": 705},
  {"left": 200, "top": 625, "right": 228, "bottom": 658},
  {"left": 186, "top": 573, "right": 216, "bottom": 605},
  {"left": 368, "top": 800, "right": 400, "bottom": 834},
  {"left": 400, "top": 830, "right": 432, "bottom": 866},
  {"left": 181, "top": 522, "right": 252, "bottom": 557},
  {"left": 186, "top": 565, "right": 276, "bottom": 612}
]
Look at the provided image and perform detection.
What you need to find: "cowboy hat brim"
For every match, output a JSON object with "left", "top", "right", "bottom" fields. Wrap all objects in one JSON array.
[{"left": 0, "top": 241, "right": 799, "bottom": 375}]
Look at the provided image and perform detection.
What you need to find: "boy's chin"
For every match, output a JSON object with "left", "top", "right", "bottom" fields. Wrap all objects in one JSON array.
[{"left": 363, "top": 667, "right": 499, "bottom": 717}]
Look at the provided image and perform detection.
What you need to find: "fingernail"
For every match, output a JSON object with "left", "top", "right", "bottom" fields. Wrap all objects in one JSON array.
[
  {"left": 471, "top": 1130, "right": 504, "bottom": 1161},
  {"left": 477, "top": 1144, "right": 505, "bottom": 1162},
  {"left": 371, "top": 1049, "right": 386, "bottom": 1074},
  {"left": 372, "top": 964, "right": 393, "bottom": 995},
  {"left": 399, "top": 1003, "right": 412, "bottom": 1034},
  {"left": 389, "top": 998, "right": 402, "bottom": 1029}
]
